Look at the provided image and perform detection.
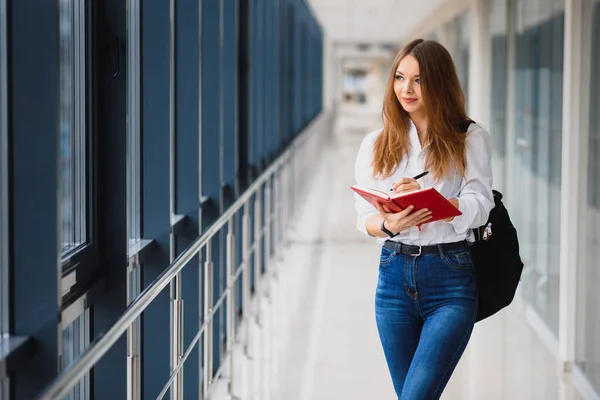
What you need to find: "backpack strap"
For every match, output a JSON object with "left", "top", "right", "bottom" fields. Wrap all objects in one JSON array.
[
  {"left": 459, "top": 119, "right": 475, "bottom": 133},
  {"left": 462, "top": 119, "right": 479, "bottom": 240}
]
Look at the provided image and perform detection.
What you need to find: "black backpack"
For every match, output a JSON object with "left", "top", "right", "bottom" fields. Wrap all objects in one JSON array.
[
  {"left": 459, "top": 120, "right": 524, "bottom": 322},
  {"left": 470, "top": 190, "right": 524, "bottom": 322}
]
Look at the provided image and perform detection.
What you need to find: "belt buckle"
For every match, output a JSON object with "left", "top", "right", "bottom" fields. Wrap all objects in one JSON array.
[{"left": 410, "top": 245, "right": 422, "bottom": 256}]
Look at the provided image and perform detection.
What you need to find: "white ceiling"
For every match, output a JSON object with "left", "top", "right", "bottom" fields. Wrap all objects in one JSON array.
[{"left": 307, "top": 0, "right": 448, "bottom": 44}]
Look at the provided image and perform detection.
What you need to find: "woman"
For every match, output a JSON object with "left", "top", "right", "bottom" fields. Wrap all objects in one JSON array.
[{"left": 353, "top": 39, "right": 494, "bottom": 399}]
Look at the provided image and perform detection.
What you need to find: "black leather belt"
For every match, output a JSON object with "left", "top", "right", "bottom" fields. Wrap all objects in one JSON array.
[{"left": 383, "top": 240, "right": 468, "bottom": 257}]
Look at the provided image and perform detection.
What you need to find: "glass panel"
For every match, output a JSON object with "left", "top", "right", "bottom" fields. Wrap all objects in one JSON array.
[
  {"left": 489, "top": 0, "right": 508, "bottom": 191},
  {"left": 0, "top": 0, "right": 8, "bottom": 340},
  {"left": 61, "top": 310, "right": 90, "bottom": 400},
  {"left": 511, "top": 0, "right": 564, "bottom": 335},
  {"left": 577, "top": 0, "right": 600, "bottom": 392},
  {"left": 449, "top": 11, "right": 471, "bottom": 104},
  {"left": 59, "top": 0, "right": 87, "bottom": 254},
  {"left": 427, "top": 29, "right": 440, "bottom": 42},
  {"left": 127, "top": 0, "right": 141, "bottom": 244}
]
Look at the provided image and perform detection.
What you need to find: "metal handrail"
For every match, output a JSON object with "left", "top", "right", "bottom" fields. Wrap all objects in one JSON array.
[{"left": 36, "top": 111, "right": 330, "bottom": 400}]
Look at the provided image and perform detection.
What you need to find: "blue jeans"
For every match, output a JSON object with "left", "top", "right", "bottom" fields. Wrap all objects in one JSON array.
[{"left": 375, "top": 243, "right": 478, "bottom": 399}]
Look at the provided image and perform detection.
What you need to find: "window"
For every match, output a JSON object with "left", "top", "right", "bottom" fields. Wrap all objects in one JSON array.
[
  {"left": 61, "top": 310, "right": 91, "bottom": 400},
  {"left": 0, "top": 0, "right": 8, "bottom": 343},
  {"left": 59, "top": 2, "right": 92, "bottom": 398},
  {"left": 510, "top": 0, "right": 564, "bottom": 334},
  {"left": 59, "top": 0, "right": 88, "bottom": 255},
  {"left": 128, "top": 0, "right": 141, "bottom": 244},
  {"left": 449, "top": 12, "right": 471, "bottom": 104},
  {"left": 577, "top": 0, "right": 600, "bottom": 392},
  {"left": 490, "top": 0, "right": 508, "bottom": 159}
]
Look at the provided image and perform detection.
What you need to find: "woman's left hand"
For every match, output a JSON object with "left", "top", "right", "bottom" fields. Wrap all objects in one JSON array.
[{"left": 442, "top": 198, "right": 459, "bottom": 222}]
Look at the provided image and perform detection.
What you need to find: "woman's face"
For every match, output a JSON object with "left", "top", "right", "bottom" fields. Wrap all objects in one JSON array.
[{"left": 393, "top": 55, "right": 424, "bottom": 115}]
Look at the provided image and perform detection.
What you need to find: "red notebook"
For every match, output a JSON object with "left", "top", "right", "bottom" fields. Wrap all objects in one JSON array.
[{"left": 351, "top": 185, "right": 462, "bottom": 224}]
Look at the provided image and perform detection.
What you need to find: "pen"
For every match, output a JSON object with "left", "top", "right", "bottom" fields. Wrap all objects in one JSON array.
[
  {"left": 413, "top": 171, "right": 429, "bottom": 180},
  {"left": 390, "top": 171, "right": 430, "bottom": 191}
]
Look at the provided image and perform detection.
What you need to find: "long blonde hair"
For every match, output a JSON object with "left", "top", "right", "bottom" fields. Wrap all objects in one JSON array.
[{"left": 372, "top": 39, "right": 470, "bottom": 181}]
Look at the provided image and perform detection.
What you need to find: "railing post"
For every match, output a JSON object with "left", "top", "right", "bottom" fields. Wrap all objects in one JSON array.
[
  {"left": 254, "top": 189, "right": 263, "bottom": 325},
  {"left": 282, "top": 159, "right": 290, "bottom": 246},
  {"left": 271, "top": 171, "right": 280, "bottom": 396},
  {"left": 265, "top": 180, "right": 271, "bottom": 270},
  {"left": 226, "top": 218, "right": 240, "bottom": 399},
  {"left": 170, "top": 281, "right": 183, "bottom": 400},
  {"left": 241, "top": 203, "right": 251, "bottom": 358},
  {"left": 127, "top": 258, "right": 141, "bottom": 400},
  {"left": 272, "top": 172, "right": 279, "bottom": 260},
  {"left": 254, "top": 188, "right": 264, "bottom": 398},
  {"left": 203, "top": 241, "right": 214, "bottom": 398},
  {"left": 170, "top": 234, "right": 183, "bottom": 400},
  {"left": 264, "top": 180, "right": 273, "bottom": 400},
  {"left": 289, "top": 151, "right": 296, "bottom": 229}
]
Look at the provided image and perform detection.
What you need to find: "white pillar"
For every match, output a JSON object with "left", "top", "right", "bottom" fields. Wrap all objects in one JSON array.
[
  {"left": 323, "top": 38, "right": 336, "bottom": 111},
  {"left": 504, "top": 0, "right": 517, "bottom": 206},
  {"left": 366, "top": 59, "right": 387, "bottom": 115},
  {"left": 439, "top": 21, "right": 455, "bottom": 54},
  {"left": 558, "top": 0, "right": 586, "bottom": 378},
  {"left": 467, "top": 0, "right": 491, "bottom": 130}
]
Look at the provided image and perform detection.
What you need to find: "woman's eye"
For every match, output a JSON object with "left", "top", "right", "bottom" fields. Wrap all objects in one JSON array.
[
  {"left": 415, "top": 78, "right": 420, "bottom": 84},
  {"left": 395, "top": 75, "right": 403, "bottom": 81}
]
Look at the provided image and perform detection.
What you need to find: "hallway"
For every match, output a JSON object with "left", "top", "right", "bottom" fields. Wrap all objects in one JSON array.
[{"left": 4, "top": 1, "right": 600, "bottom": 398}]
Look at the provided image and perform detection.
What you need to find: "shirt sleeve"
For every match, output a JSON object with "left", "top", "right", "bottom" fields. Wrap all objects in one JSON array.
[
  {"left": 448, "top": 125, "right": 495, "bottom": 234},
  {"left": 354, "top": 132, "right": 380, "bottom": 236}
]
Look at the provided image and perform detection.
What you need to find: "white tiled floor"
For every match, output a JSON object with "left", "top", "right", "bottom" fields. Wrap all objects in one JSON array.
[{"left": 270, "top": 107, "right": 587, "bottom": 400}]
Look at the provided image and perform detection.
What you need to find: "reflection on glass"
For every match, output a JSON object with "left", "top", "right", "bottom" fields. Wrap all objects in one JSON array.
[
  {"left": 577, "top": 0, "right": 600, "bottom": 392},
  {"left": 60, "top": 0, "right": 86, "bottom": 254},
  {"left": 511, "top": 0, "right": 564, "bottom": 335},
  {"left": 61, "top": 310, "right": 90, "bottom": 400}
]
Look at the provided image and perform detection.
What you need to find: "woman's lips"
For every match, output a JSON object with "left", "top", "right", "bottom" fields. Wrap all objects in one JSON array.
[{"left": 402, "top": 98, "right": 417, "bottom": 104}]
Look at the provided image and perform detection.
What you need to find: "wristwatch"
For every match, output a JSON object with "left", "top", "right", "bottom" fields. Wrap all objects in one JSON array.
[{"left": 381, "top": 220, "right": 398, "bottom": 238}]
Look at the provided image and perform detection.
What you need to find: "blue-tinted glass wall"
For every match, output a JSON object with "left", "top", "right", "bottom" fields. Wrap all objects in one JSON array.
[
  {"left": 200, "top": 0, "right": 324, "bottom": 391},
  {"left": 243, "top": 0, "right": 323, "bottom": 180},
  {"left": 0, "top": 0, "right": 323, "bottom": 398}
]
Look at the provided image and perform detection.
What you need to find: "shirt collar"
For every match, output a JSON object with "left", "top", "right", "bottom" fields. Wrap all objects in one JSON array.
[{"left": 409, "top": 120, "right": 428, "bottom": 151}]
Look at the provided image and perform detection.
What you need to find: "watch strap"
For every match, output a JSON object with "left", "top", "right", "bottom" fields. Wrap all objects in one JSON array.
[{"left": 381, "top": 220, "right": 398, "bottom": 238}]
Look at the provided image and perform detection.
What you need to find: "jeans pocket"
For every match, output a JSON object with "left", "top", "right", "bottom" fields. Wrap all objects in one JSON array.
[
  {"left": 379, "top": 247, "right": 396, "bottom": 266},
  {"left": 443, "top": 249, "right": 474, "bottom": 271}
]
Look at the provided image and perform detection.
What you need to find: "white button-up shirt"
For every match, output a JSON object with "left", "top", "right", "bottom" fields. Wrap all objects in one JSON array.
[{"left": 354, "top": 121, "right": 494, "bottom": 245}]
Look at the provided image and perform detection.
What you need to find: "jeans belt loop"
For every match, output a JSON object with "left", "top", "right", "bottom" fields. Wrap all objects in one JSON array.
[{"left": 437, "top": 244, "right": 445, "bottom": 258}]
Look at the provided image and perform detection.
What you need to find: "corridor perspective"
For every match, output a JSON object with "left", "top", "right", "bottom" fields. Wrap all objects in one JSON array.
[{"left": 1, "top": 0, "right": 600, "bottom": 399}]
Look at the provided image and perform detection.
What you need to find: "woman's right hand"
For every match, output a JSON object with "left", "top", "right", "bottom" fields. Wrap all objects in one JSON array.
[
  {"left": 375, "top": 203, "right": 433, "bottom": 234},
  {"left": 391, "top": 177, "right": 421, "bottom": 194}
]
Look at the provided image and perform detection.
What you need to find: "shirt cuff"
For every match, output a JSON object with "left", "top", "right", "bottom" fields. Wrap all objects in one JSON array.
[
  {"left": 357, "top": 211, "right": 378, "bottom": 236},
  {"left": 448, "top": 197, "right": 469, "bottom": 234}
]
